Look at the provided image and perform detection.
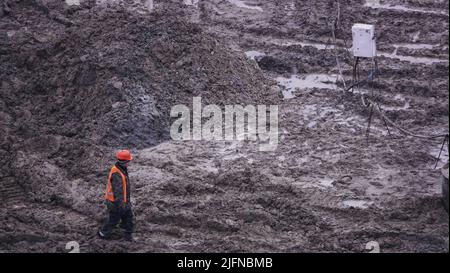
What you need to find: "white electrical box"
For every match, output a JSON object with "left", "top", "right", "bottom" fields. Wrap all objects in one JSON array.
[{"left": 352, "top": 24, "right": 376, "bottom": 58}]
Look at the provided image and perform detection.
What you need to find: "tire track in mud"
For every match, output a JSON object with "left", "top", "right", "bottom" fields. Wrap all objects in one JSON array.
[
  {"left": 0, "top": 177, "right": 25, "bottom": 204},
  {"left": 193, "top": 0, "right": 448, "bottom": 252},
  {"left": 0, "top": 199, "right": 97, "bottom": 252},
  {"left": 118, "top": 138, "right": 448, "bottom": 252}
]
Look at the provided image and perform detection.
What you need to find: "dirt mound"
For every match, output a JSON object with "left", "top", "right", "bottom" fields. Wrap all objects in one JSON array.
[
  {"left": 0, "top": 1, "right": 277, "bottom": 208},
  {"left": 1, "top": 0, "right": 276, "bottom": 147}
]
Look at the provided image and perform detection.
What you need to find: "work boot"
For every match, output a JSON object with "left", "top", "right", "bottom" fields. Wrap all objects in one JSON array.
[{"left": 97, "top": 229, "right": 109, "bottom": 240}]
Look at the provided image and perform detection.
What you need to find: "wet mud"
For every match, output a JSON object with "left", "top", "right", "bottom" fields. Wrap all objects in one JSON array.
[{"left": 0, "top": 0, "right": 448, "bottom": 252}]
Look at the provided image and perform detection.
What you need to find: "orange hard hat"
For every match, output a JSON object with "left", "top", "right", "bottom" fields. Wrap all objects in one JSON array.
[{"left": 116, "top": 150, "right": 133, "bottom": 161}]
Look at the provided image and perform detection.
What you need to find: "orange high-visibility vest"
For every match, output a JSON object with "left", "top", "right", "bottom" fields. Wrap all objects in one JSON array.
[{"left": 105, "top": 166, "right": 127, "bottom": 203}]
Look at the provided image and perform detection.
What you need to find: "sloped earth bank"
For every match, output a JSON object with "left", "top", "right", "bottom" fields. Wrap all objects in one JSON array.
[{"left": 0, "top": 0, "right": 449, "bottom": 252}]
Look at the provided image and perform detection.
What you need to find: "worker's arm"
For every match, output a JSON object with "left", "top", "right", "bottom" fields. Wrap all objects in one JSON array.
[{"left": 110, "top": 173, "right": 124, "bottom": 204}]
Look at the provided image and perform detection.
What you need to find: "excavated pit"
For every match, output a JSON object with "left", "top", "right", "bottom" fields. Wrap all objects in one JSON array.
[{"left": 0, "top": 0, "right": 448, "bottom": 253}]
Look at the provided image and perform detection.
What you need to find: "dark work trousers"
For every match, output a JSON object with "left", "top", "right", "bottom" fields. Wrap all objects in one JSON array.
[{"left": 100, "top": 201, "right": 134, "bottom": 237}]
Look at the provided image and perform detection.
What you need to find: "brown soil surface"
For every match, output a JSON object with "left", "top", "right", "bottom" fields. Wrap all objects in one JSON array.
[{"left": 0, "top": 0, "right": 448, "bottom": 253}]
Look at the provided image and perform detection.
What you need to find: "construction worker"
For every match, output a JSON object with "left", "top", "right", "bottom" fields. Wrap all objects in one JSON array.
[{"left": 98, "top": 150, "right": 134, "bottom": 241}]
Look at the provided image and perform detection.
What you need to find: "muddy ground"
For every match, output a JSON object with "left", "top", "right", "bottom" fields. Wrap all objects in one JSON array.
[{"left": 0, "top": 0, "right": 448, "bottom": 253}]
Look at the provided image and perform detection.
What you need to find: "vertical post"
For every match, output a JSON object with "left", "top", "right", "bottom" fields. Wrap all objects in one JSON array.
[{"left": 352, "top": 57, "right": 359, "bottom": 93}]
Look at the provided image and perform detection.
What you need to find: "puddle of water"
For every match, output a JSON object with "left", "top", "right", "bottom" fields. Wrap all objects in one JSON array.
[
  {"left": 343, "top": 200, "right": 373, "bottom": 209},
  {"left": 65, "top": 0, "right": 80, "bottom": 5},
  {"left": 6, "top": 31, "right": 15, "bottom": 38},
  {"left": 379, "top": 52, "right": 447, "bottom": 65},
  {"left": 213, "top": 6, "right": 226, "bottom": 15},
  {"left": 346, "top": 41, "right": 445, "bottom": 65},
  {"left": 272, "top": 39, "right": 334, "bottom": 50},
  {"left": 227, "top": 0, "right": 263, "bottom": 12},
  {"left": 184, "top": 0, "right": 199, "bottom": 6},
  {"left": 393, "top": 43, "right": 436, "bottom": 50},
  {"left": 276, "top": 74, "right": 338, "bottom": 99},
  {"left": 96, "top": 0, "right": 153, "bottom": 12},
  {"left": 364, "top": 1, "right": 449, "bottom": 16},
  {"left": 379, "top": 48, "right": 448, "bottom": 65},
  {"left": 144, "top": 0, "right": 154, "bottom": 11},
  {"left": 394, "top": 93, "right": 405, "bottom": 101},
  {"left": 335, "top": 114, "right": 387, "bottom": 135},
  {"left": 384, "top": 43, "right": 449, "bottom": 65},
  {"left": 245, "top": 50, "right": 266, "bottom": 60},
  {"left": 380, "top": 101, "right": 410, "bottom": 111},
  {"left": 277, "top": 78, "right": 295, "bottom": 99},
  {"left": 354, "top": 92, "right": 412, "bottom": 114},
  {"left": 319, "top": 178, "right": 334, "bottom": 188}
]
